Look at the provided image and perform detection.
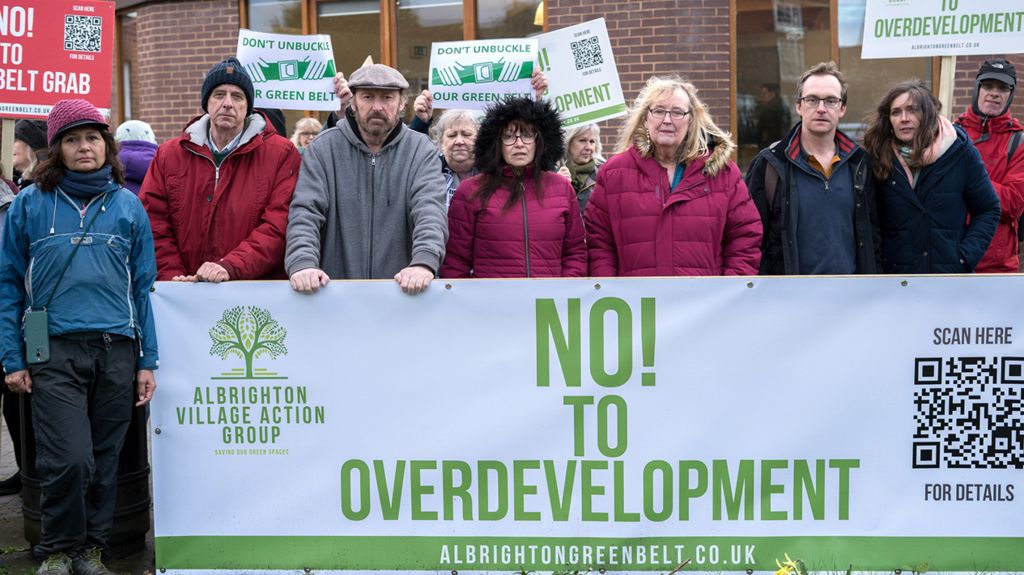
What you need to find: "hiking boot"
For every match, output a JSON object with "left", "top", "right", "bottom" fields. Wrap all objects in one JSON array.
[
  {"left": 37, "top": 552, "right": 72, "bottom": 575},
  {"left": 71, "top": 547, "right": 115, "bottom": 575}
]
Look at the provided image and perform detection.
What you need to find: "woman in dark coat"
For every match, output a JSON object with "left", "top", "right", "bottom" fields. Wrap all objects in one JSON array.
[
  {"left": 862, "top": 80, "right": 1000, "bottom": 273},
  {"left": 440, "top": 97, "right": 586, "bottom": 278}
]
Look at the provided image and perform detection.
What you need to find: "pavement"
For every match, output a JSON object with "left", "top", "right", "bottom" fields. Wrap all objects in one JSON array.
[{"left": 0, "top": 400, "right": 155, "bottom": 575}]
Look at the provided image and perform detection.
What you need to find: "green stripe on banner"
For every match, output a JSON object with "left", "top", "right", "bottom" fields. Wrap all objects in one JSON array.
[
  {"left": 155, "top": 535, "right": 1024, "bottom": 571},
  {"left": 561, "top": 103, "right": 628, "bottom": 126}
]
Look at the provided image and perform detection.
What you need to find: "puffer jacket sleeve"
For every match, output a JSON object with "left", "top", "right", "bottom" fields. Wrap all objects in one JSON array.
[
  {"left": 584, "top": 168, "right": 619, "bottom": 277},
  {"left": 720, "top": 164, "right": 763, "bottom": 275},
  {"left": 129, "top": 195, "right": 159, "bottom": 370},
  {"left": 559, "top": 179, "right": 587, "bottom": 277},
  {"left": 219, "top": 142, "right": 301, "bottom": 279},
  {"left": 139, "top": 147, "right": 190, "bottom": 280},
  {"left": 960, "top": 144, "right": 1001, "bottom": 270},
  {"left": 0, "top": 193, "right": 28, "bottom": 372},
  {"left": 439, "top": 180, "right": 476, "bottom": 278}
]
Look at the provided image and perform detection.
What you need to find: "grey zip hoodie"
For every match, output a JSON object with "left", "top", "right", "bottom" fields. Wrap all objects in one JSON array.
[{"left": 285, "top": 115, "right": 447, "bottom": 279}]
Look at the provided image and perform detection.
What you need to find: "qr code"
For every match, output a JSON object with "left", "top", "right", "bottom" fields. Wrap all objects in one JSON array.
[
  {"left": 913, "top": 356, "right": 1024, "bottom": 469},
  {"left": 570, "top": 36, "right": 603, "bottom": 71},
  {"left": 64, "top": 15, "right": 102, "bottom": 53}
]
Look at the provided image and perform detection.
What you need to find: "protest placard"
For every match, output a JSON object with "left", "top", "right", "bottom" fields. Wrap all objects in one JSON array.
[
  {"left": 428, "top": 39, "right": 537, "bottom": 111},
  {"left": 236, "top": 29, "right": 337, "bottom": 111},
  {"left": 537, "top": 18, "right": 627, "bottom": 126},
  {"left": 0, "top": 0, "right": 114, "bottom": 118},
  {"left": 862, "top": 0, "right": 1024, "bottom": 59}
]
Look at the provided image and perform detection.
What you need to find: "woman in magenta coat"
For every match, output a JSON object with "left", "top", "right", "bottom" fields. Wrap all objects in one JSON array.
[
  {"left": 440, "top": 97, "right": 586, "bottom": 278},
  {"left": 585, "top": 76, "right": 762, "bottom": 276}
]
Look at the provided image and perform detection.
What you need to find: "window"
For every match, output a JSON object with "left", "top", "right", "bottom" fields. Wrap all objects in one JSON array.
[{"left": 735, "top": 0, "right": 932, "bottom": 170}]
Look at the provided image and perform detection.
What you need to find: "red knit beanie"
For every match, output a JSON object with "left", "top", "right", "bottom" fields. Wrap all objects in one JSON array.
[{"left": 47, "top": 99, "right": 109, "bottom": 146}]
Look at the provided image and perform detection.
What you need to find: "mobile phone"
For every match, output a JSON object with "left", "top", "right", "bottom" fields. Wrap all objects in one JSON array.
[{"left": 24, "top": 309, "right": 50, "bottom": 364}]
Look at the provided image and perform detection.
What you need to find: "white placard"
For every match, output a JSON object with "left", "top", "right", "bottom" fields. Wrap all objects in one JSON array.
[
  {"left": 428, "top": 39, "right": 538, "bottom": 111},
  {"left": 536, "top": 18, "right": 627, "bottom": 127},
  {"left": 236, "top": 29, "right": 337, "bottom": 111},
  {"left": 861, "top": 0, "right": 1024, "bottom": 59}
]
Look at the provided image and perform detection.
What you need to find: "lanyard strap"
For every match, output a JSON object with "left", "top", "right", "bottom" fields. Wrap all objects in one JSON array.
[{"left": 35, "top": 192, "right": 110, "bottom": 311}]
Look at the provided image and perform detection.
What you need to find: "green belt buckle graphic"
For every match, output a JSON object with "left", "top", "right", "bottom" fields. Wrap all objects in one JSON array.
[
  {"left": 432, "top": 60, "right": 534, "bottom": 86},
  {"left": 246, "top": 58, "right": 338, "bottom": 83}
]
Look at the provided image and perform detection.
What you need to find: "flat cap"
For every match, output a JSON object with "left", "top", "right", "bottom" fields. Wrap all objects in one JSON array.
[{"left": 348, "top": 64, "right": 409, "bottom": 91}]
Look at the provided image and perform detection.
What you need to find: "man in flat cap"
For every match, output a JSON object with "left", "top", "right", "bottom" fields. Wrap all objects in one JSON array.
[
  {"left": 955, "top": 58, "right": 1024, "bottom": 272},
  {"left": 140, "top": 57, "right": 301, "bottom": 281},
  {"left": 285, "top": 63, "right": 447, "bottom": 295}
]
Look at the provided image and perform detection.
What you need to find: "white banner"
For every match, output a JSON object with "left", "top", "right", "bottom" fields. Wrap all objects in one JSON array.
[
  {"left": 428, "top": 39, "right": 538, "bottom": 111},
  {"left": 861, "top": 0, "right": 1024, "bottom": 59},
  {"left": 150, "top": 278, "right": 1024, "bottom": 574},
  {"left": 236, "top": 29, "right": 337, "bottom": 111},
  {"left": 536, "top": 18, "right": 627, "bottom": 127}
]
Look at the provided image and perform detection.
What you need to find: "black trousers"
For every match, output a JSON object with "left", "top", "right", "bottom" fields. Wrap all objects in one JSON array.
[
  {"left": 29, "top": 333, "right": 135, "bottom": 557},
  {"left": 1, "top": 383, "right": 22, "bottom": 469}
]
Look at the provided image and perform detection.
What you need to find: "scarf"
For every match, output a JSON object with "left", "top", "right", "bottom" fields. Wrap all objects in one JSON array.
[
  {"left": 893, "top": 115, "right": 957, "bottom": 188},
  {"left": 566, "top": 158, "right": 596, "bottom": 192},
  {"left": 59, "top": 167, "right": 119, "bottom": 200}
]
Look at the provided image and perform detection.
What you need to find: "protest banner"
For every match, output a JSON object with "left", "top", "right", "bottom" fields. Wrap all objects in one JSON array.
[
  {"left": 236, "top": 29, "right": 337, "bottom": 111},
  {"left": 151, "top": 277, "right": 1023, "bottom": 574},
  {"left": 536, "top": 19, "right": 627, "bottom": 127},
  {"left": 861, "top": 0, "right": 1024, "bottom": 59},
  {"left": 0, "top": 0, "right": 114, "bottom": 118},
  {"left": 428, "top": 39, "right": 537, "bottom": 111}
]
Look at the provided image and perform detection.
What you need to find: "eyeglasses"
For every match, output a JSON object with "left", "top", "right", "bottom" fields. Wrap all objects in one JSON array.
[
  {"left": 889, "top": 105, "right": 920, "bottom": 119},
  {"left": 648, "top": 108, "right": 691, "bottom": 120},
  {"left": 299, "top": 131, "right": 318, "bottom": 138},
  {"left": 501, "top": 131, "right": 536, "bottom": 145},
  {"left": 800, "top": 96, "right": 843, "bottom": 109}
]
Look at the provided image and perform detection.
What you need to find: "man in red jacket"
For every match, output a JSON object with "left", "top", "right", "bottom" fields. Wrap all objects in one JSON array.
[
  {"left": 140, "top": 57, "right": 301, "bottom": 281},
  {"left": 955, "top": 59, "right": 1024, "bottom": 273}
]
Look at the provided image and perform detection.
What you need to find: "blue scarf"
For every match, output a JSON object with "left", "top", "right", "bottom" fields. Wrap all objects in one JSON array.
[{"left": 59, "top": 167, "right": 120, "bottom": 200}]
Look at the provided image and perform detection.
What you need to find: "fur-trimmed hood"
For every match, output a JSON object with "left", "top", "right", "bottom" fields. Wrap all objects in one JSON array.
[
  {"left": 697, "top": 129, "right": 735, "bottom": 178},
  {"left": 474, "top": 97, "right": 564, "bottom": 174}
]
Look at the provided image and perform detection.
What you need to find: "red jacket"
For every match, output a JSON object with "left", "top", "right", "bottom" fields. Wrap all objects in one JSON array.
[
  {"left": 440, "top": 168, "right": 586, "bottom": 278},
  {"left": 139, "top": 113, "right": 300, "bottom": 280},
  {"left": 956, "top": 108, "right": 1024, "bottom": 273},
  {"left": 585, "top": 145, "right": 762, "bottom": 276}
]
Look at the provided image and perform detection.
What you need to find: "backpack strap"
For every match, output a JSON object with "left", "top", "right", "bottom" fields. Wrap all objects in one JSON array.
[
  {"left": 765, "top": 161, "right": 780, "bottom": 210},
  {"left": 1009, "top": 130, "right": 1023, "bottom": 163}
]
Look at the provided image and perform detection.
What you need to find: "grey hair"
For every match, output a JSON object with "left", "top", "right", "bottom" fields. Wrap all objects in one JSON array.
[
  {"left": 429, "top": 109, "right": 482, "bottom": 145},
  {"left": 563, "top": 123, "right": 604, "bottom": 163}
]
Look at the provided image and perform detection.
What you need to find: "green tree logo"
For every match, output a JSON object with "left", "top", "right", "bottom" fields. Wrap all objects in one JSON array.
[{"left": 209, "top": 306, "right": 288, "bottom": 380}]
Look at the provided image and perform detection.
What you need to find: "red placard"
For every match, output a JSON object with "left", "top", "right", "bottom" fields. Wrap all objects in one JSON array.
[{"left": 0, "top": 0, "right": 114, "bottom": 119}]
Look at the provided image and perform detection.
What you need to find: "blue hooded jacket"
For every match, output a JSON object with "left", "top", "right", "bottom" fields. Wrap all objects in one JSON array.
[{"left": 0, "top": 183, "right": 158, "bottom": 373}]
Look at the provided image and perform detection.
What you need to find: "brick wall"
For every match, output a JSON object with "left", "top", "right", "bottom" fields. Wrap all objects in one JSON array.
[
  {"left": 952, "top": 54, "right": 1024, "bottom": 121},
  {"left": 131, "top": 0, "right": 240, "bottom": 142},
  {"left": 112, "top": 14, "right": 139, "bottom": 124},
  {"left": 547, "top": 0, "right": 732, "bottom": 152}
]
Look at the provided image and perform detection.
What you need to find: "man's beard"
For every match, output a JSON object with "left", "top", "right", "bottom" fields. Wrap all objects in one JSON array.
[{"left": 358, "top": 113, "right": 397, "bottom": 139}]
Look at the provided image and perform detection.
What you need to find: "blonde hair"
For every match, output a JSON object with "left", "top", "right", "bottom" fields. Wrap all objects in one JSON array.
[
  {"left": 290, "top": 117, "right": 323, "bottom": 147},
  {"left": 616, "top": 75, "right": 733, "bottom": 168},
  {"left": 563, "top": 123, "right": 604, "bottom": 164}
]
